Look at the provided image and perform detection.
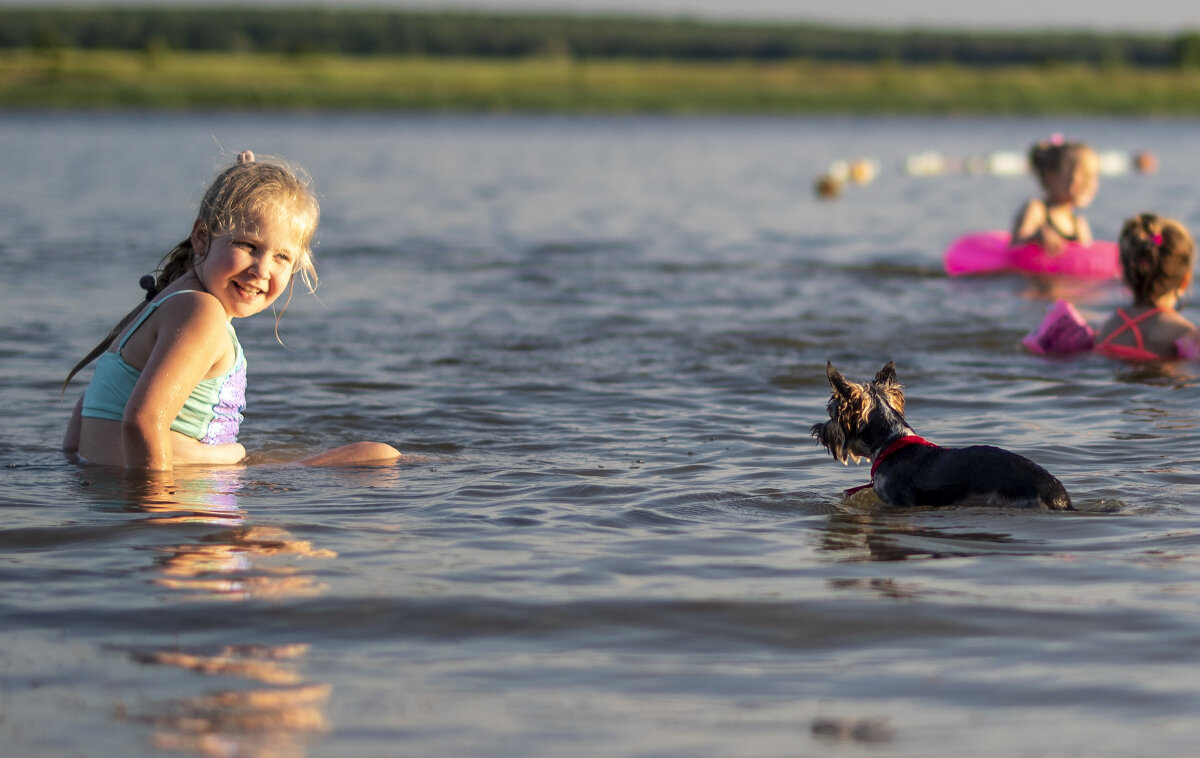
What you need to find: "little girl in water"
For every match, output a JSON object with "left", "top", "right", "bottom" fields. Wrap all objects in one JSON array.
[
  {"left": 1024, "top": 213, "right": 1197, "bottom": 361},
  {"left": 1011, "top": 136, "right": 1099, "bottom": 255},
  {"left": 63, "top": 151, "right": 401, "bottom": 470}
]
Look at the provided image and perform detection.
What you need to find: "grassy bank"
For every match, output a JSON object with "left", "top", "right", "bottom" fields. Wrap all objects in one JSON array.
[{"left": 5, "top": 48, "right": 1200, "bottom": 113}]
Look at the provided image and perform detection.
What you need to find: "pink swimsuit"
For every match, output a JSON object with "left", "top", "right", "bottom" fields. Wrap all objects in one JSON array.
[{"left": 1094, "top": 308, "right": 1165, "bottom": 362}]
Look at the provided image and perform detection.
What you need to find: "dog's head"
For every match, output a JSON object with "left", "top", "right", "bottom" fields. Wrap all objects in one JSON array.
[{"left": 810, "top": 361, "right": 906, "bottom": 464}]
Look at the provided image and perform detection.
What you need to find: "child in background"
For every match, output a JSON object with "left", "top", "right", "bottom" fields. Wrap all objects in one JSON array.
[
  {"left": 1023, "top": 213, "right": 1197, "bottom": 361},
  {"left": 62, "top": 151, "right": 401, "bottom": 470},
  {"left": 1011, "top": 136, "right": 1099, "bottom": 256}
]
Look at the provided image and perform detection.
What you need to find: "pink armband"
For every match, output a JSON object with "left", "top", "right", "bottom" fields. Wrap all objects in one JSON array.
[
  {"left": 1022, "top": 300, "right": 1095, "bottom": 355},
  {"left": 1175, "top": 332, "right": 1200, "bottom": 361}
]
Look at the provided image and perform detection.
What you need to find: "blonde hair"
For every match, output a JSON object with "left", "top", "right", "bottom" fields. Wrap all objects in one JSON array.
[
  {"left": 64, "top": 153, "right": 320, "bottom": 389},
  {"left": 1118, "top": 213, "right": 1195, "bottom": 306}
]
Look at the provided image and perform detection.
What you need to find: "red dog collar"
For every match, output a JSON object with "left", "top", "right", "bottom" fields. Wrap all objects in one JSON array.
[
  {"left": 844, "top": 435, "right": 937, "bottom": 497},
  {"left": 870, "top": 435, "right": 936, "bottom": 478}
]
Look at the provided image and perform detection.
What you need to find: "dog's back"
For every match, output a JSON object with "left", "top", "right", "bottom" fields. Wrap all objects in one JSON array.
[
  {"left": 874, "top": 444, "right": 1072, "bottom": 510},
  {"left": 814, "top": 361, "right": 1072, "bottom": 510}
]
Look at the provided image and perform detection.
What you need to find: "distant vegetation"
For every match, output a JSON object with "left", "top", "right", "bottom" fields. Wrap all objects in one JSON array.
[
  {"left": 3, "top": 8, "right": 1200, "bottom": 113},
  {"left": 2, "top": 7, "right": 1199, "bottom": 68}
]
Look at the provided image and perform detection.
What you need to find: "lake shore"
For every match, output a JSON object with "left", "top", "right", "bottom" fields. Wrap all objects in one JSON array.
[{"left": 5, "top": 49, "right": 1200, "bottom": 114}]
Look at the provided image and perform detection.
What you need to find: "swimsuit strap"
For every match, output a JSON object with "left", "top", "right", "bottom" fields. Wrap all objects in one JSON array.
[
  {"left": 1098, "top": 307, "right": 1164, "bottom": 351},
  {"left": 116, "top": 289, "right": 201, "bottom": 351},
  {"left": 1045, "top": 204, "right": 1080, "bottom": 242}
]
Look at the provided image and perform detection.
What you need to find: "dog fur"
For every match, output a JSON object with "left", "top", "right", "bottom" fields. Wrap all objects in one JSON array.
[{"left": 811, "top": 361, "right": 1072, "bottom": 510}]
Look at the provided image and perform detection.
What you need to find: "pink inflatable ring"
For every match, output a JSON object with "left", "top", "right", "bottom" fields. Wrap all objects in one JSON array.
[{"left": 944, "top": 230, "right": 1120, "bottom": 279}]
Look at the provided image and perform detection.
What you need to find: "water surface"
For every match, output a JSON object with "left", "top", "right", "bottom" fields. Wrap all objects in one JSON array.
[{"left": 4, "top": 113, "right": 1200, "bottom": 756}]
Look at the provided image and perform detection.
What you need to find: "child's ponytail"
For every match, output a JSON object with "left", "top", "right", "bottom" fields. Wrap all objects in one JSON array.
[
  {"left": 1028, "top": 135, "right": 1094, "bottom": 192},
  {"left": 1118, "top": 213, "right": 1195, "bottom": 306},
  {"left": 1029, "top": 139, "right": 1063, "bottom": 180},
  {"left": 62, "top": 239, "right": 198, "bottom": 390}
]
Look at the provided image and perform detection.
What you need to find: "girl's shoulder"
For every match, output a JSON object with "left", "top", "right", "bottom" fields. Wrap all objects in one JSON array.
[
  {"left": 117, "top": 288, "right": 234, "bottom": 373},
  {"left": 1011, "top": 198, "right": 1049, "bottom": 238},
  {"left": 1016, "top": 197, "right": 1048, "bottom": 216},
  {"left": 1095, "top": 309, "right": 1130, "bottom": 343},
  {"left": 1143, "top": 309, "right": 1194, "bottom": 356},
  {"left": 1156, "top": 309, "right": 1196, "bottom": 336},
  {"left": 132, "top": 289, "right": 231, "bottom": 357},
  {"left": 152, "top": 288, "right": 228, "bottom": 326},
  {"left": 1152, "top": 307, "right": 1190, "bottom": 331}
]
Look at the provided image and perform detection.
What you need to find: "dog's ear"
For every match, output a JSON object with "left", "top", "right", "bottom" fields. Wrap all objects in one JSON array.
[
  {"left": 874, "top": 361, "right": 898, "bottom": 386},
  {"left": 873, "top": 360, "right": 905, "bottom": 414},
  {"left": 826, "top": 361, "right": 855, "bottom": 398}
]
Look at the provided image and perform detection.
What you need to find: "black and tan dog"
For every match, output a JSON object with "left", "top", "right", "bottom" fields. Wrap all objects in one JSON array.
[{"left": 811, "top": 361, "right": 1071, "bottom": 510}]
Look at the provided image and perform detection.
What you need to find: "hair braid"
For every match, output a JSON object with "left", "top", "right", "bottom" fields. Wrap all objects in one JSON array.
[{"left": 62, "top": 238, "right": 200, "bottom": 390}]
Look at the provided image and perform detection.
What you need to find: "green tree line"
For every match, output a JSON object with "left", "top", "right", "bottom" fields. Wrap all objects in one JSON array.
[{"left": 4, "top": 7, "right": 1200, "bottom": 68}]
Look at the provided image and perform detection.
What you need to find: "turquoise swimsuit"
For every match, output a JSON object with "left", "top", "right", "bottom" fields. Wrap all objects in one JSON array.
[{"left": 80, "top": 290, "right": 246, "bottom": 445}]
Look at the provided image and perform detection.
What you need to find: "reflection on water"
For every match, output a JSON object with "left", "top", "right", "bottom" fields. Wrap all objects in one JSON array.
[
  {"left": 132, "top": 645, "right": 312, "bottom": 685},
  {"left": 821, "top": 511, "right": 1030, "bottom": 562},
  {"left": 113, "top": 468, "right": 246, "bottom": 528},
  {"left": 151, "top": 527, "right": 335, "bottom": 600},
  {"left": 810, "top": 715, "right": 896, "bottom": 744},
  {"left": 140, "top": 657, "right": 331, "bottom": 758},
  {"left": 111, "top": 469, "right": 334, "bottom": 757},
  {"left": 827, "top": 576, "right": 921, "bottom": 600}
]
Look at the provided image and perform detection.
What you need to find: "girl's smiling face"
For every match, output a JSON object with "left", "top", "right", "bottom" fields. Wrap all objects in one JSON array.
[{"left": 191, "top": 208, "right": 301, "bottom": 320}]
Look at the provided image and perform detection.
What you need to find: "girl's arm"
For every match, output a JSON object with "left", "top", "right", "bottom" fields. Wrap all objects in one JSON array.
[
  {"left": 1176, "top": 326, "right": 1200, "bottom": 361},
  {"left": 1010, "top": 199, "right": 1046, "bottom": 246},
  {"left": 62, "top": 396, "right": 83, "bottom": 454},
  {"left": 171, "top": 436, "right": 246, "bottom": 466},
  {"left": 1012, "top": 199, "right": 1070, "bottom": 255},
  {"left": 122, "top": 295, "right": 234, "bottom": 471},
  {"left": 1076, "top": 215, "right": 1094, "bottom": 247}
]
